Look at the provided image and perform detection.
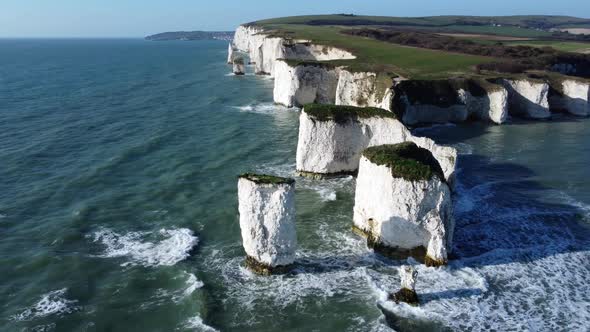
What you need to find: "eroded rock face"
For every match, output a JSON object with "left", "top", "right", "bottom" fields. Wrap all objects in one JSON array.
[
  {"left": 227, "top": 43, "right": 235, "bottom": 64},
  {"left": 237, "top": 175, "right": 297, "bottom": 271},
  {"left": 353, "top": 148, "right": 454, "bottom": 265},
  {"left": 549, "top": 80, "right": 590, "bottom": 116},
  {"left": 273, "top": 61, "right": 339, "bottom": 107},
  {"left": 393, "top": 80, "right": 509, "bottom": 125},
  {"left": 503, "top": 79, "right": 551, "bottom": 119},
  {"left": 335, "top": 71, "right": 393, "bottom": 110},
  {"left": 296, "top": 107, "right": 457, "bottom": 183},
  {"left": 391, "top": 266, "right": 420, "bottom": 305},
  {"left": 232, "top": 60, "right": 245, "bottom": 75}
]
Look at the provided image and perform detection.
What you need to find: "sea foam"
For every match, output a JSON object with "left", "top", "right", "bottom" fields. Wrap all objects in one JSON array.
[
  {"left": 12, "top": 289, "right": 78, "bottom": 321},
  {"left": 89, "top": 228, "right": 198, "bottom": 267}
]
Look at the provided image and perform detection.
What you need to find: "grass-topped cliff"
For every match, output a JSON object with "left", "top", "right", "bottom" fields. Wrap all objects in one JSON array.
[
  {"left": 304, "top": 104, "right": 395, "bottom": 123},
  {"left": 247, "top": 14, "right": 590, "bottom": 79}
]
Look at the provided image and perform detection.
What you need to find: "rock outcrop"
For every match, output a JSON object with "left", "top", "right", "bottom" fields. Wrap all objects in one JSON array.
[
  {"left": 232, "top": 58, "right": 245, "bottom": 75},
  {"left": 273, "top": 61, "right": 339, "bottom": 107},
  {"left": 549, "top": 79, "right": 590, "bottom": 116},
  {"left": 237, "top": 173, "right": 297, "bottom": 275},
  {"left": 335, "top": 71, "right": 394, "bottom": 110},
  {"left": 502, "top": 79, "right": 551, "bottom": 119},
  {"left": 353, "top": 143, "right": 454, "bottom": 266},
  {"left": 390, "top": 266, "right": 419, "bottom": 306},
  {"left": 392, "top": 79, "right": 509, "bottom": 125},
  {"left": 296, "top": 104, "right": 457, "bottom": 183},
  {"left": 227, "top": 43, "right": 235, "bottom": 64}
]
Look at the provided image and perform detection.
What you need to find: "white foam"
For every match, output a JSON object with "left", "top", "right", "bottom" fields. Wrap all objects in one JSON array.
[
  {"left": 182, "top": 272, "right": 204, "bottom": 297},
  {"left": 232, "top": 102, "right": 296, "bottom": 115},
  {"left": 89, "top": 228, "right": 198, "bottom": 267},
  {"left": 12, "top": 289, "right": 78, "bottom": 321},
  {"left": 183, "top": 316, "right": 219, "bottom": 332}
]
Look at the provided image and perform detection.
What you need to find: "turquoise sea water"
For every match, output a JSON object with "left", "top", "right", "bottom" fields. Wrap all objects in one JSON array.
[{"left": 1, "top": 39, "right": 589, "bottom": 331}]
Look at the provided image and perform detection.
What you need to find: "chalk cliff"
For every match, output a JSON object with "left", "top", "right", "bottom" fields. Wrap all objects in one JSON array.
[
  {"left": 549, "top": 79, "right": 590, "bottom": 116},
  {"left": 353, "top": 143, "right": 454, "bottom": 266},
  {"left": 237, "top": 174, "right": 297, "bottom": 274},
  {"left": 273, "top": 61, "right": 339, "bottom": 107},
  {"left": 502, "top": 79, "right": 551, "bottom": 119},
  {"left": 295, "top": 105, "right": 457, "bottom": 183}
]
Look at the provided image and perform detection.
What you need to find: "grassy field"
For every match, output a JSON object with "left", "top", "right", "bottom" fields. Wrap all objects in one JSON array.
[
  {"left": 264, "top": 24, "right": 494, "bottom": 79},
  {"left": 439, "top": 25, "right": 552, "bottom": 38},
  {"left": 503, "top": 40, "right": 590, "bottom": 53}
]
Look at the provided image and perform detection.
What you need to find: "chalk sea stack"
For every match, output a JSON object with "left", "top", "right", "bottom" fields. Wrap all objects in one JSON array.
[
  {"left": 227, "top": 43, "right": 235, "bottom": 64},
  {"left": 237, "top": 173, "right": 297, "bottom": 275},
  {"left": 390, "top": 265, "right": 420, "bottom": 306},
  {"left": 233, "top": 57, "right": 245, "bottom": 76},
  {"left": 295, "top": 104, "right": 457, "bottom": 183},
  {"left": 353, "top": 142, "right": 454, "bottom": 266}
]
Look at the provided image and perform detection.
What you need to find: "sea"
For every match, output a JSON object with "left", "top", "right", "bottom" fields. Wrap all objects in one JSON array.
[{"left": 1, "top": 39, "right": 589, "bottom": 332}]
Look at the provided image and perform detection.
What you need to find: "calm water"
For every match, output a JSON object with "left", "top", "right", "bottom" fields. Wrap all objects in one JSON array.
[{"left": 1, "top": 39, "right": 589, "bottom": 332}]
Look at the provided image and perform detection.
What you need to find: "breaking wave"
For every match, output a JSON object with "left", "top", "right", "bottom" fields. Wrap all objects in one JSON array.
[
  {"left": 88, "top": 228, "right": 198, "bottom": 267},
  {"left": 12, "top": 289, "right": 78, "bottom": 321},
  {"left": 232, "top": 102, "right": 296, "bottom": 115}
]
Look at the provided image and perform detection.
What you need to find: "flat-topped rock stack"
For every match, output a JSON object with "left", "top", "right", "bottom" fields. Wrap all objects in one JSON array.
[
  {"left": 232, "top": 57, "right": 245, "bottom": 76},
  {"left": 237, "top": 173, "right": 297, "bottom": 275},
  {"left": 391, "top": 265, "right": 420, "bottom": 306},
  {"left": 353, "top": 142, "right": 454, "bottom": 266},
  {"left": 296, "top": 104, "right": 457, "bottom": 183}
]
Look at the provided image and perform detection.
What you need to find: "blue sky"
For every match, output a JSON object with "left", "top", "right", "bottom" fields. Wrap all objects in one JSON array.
[{"left": 2, "top": 0, "right": 589, "bottom": 37}]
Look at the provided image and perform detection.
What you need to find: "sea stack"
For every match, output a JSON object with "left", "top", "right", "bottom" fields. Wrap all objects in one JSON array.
[
  {"left": 233, "top": 57, "right": 245, "bottom": 76},
  {"left": 227, "top": 43, "right": 235, "bottom": 64},
  {"left": 390, "top": 265, "right": 419, "bottom": 305},
  {"left": 296, "top": 104, "right": 457, "bottom": 183},
  {"left": 549, "top": 79, "right": 590, "bottom": 116},
  {"left": 237, "top": 173, "right": 297, "bottom": 275},
  {"left": 353, "top": 142, "right": 454, "bottom": 266}
]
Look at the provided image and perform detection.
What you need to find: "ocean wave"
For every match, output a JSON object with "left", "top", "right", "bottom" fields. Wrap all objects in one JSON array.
[
  {"left": 182, "top": 316, "right": 219, "bottom": 332},
  {"left": 232, "top": 102, "right": 296, "bottom": 115},
  {"left": 88, "top": 228, "right": 198, "bottom": 267},
  {"left": 12, "top": 289, "right": 78, "bottom": 321}
]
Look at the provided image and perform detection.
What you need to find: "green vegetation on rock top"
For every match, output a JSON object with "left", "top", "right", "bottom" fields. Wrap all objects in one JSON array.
[
  {"left": 304, "top": 104, "right": 395, "bottom": 123},
  {"left": 362, "top": 142, "right": 445, "bottom": 182},
  {"left": 239, "top": 173, "right": 295, "bottom": 185}
]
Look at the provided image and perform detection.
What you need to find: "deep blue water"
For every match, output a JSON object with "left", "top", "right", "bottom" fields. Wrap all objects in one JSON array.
[{"left": 1, "top": 39, "right": 589, "bottom": 332}]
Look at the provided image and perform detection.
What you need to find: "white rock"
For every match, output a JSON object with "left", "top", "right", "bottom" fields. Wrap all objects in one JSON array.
[
  {"left": 462, "top": 88, "right": 509, "bottom": 124},
  {"left": 549, "top": 80, "right": 590, "bottom": 116},
  {"left": 335, "top": 70, "right": 393, "bottom": 110},
  {"left": 353, "top": 151, "right": 454, "bottom": 264},
  {"left": 227, "top": 43, "right": 235, "bottom": 64},
  {"left": 400, "top": 265, "right": 418, "bottom": 290},
  {"left": 237, "top": 176, "right": 297, "bottom": 268},
  {"left": 503, "top": 79, "right": 551, "bottom": 119},
  {"left": 232, "top": 62, "right": 245, "bottom": 75},
  {"left": 273, "top": 61, "right": 339, "bottom": 107},
  {"left": 296, "top": 108, "right": 457, "bottom": 183}
]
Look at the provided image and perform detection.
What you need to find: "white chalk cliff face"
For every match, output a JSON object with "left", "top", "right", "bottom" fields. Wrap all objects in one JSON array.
[
  {"left": 549, "top": 80, "right": 590, "bottom": 116},
  {"left": 400, "top": 265, "right": 418, "bottom": 291},
  {"left": 237, "top": 178, "right": 297, "bottom": 267},
  {"left": 273, "top": 61, "right": 339, "bottom": 107},
  {"left": 502, "top": 79, "right": 551, "bottom": 119},
  {"left": 353, "top": 156, "right": 454, "bottom": 264},
  {"left": 296, "top": 109, "right": 457, "bottom": 183},
  {"left": 227, "top": 43, "right": 235, "bottom": 64},
  {"left": 233, "top": 25, "right": 354, "bottom": 78},
  {"left": 335, "top": 71, "right": 393, "bottom": 110},
  {"left": 462, "top": 88, "right": 509, "bottom": 124}
]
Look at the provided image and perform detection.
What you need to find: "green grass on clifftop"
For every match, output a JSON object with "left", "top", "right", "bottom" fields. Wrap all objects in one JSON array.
[
  {"left": 362, "top": 142, "right": 445, "bottom": 182},
  {"left": 239, "top": 173, "right": 295, "bottom": 185},
  {"left": 304, "top": 104, "right": 395, "bottom": 123},
  {"left": 261, "top": 24, "right": 493, "bottom": 79}
]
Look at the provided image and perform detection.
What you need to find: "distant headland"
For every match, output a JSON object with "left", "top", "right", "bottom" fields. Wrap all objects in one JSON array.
[{"left": 145, "top": 31, "right": 234, "bottom": 41}]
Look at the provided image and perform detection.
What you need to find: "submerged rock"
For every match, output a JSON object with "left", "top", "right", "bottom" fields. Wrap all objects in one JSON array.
[
  {"left": 353, "top": 143, "right": 454, "bottom": 265},
  {"left": 295, "top": 104, "right": 457, "bottom": 183},
  {"left": 390, "top": 265, "right": 419, "bottom": 305},
  {"left": 237, "top": 173, "right": 297, "bottom": 275}
]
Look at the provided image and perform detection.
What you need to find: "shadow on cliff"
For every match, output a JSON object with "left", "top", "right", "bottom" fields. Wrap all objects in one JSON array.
[{"left": 451, "top": 153, "right": 590, "bottom": 268}]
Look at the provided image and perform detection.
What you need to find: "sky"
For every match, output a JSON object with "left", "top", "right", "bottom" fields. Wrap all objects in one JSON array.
[{"left": 1, "top": 0, "right": 590, "bottom": 38}]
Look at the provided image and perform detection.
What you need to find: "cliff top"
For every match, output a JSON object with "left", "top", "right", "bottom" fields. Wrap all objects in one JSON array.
[
  {"left": 304, "top": 104, "right": 396, "bottom": 123},
  {"left": 246, "top": 14, "right": 590, "bottom": 80},
  {"left": 362, "top": 142, "right": 445, "bottom": 182},
  {"left": 239, "top": 173, "right": 295, "bottom": 185}
]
